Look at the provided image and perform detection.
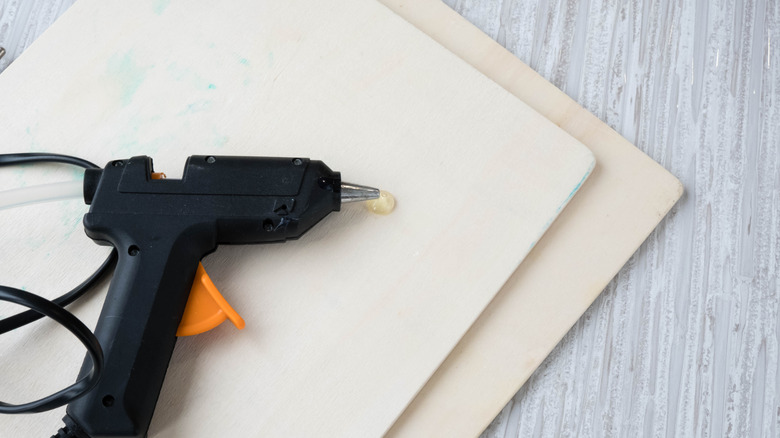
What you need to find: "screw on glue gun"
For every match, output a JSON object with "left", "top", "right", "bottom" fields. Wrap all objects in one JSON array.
[{"left": 60, "top": 155, "right": 380, "bottom": 438}]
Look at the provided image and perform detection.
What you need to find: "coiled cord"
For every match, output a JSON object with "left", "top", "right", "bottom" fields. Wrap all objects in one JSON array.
[{"left": 0, "top": 153, "right": 113, "bottom": 415}]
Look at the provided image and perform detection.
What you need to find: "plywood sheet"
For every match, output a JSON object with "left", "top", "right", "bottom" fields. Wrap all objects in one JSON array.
[
  {"left": 380, "top": 1, "right": 683, "bottom": 436},
  {"left": 0, "top": 0, "right": 593, "bottom": 436}
]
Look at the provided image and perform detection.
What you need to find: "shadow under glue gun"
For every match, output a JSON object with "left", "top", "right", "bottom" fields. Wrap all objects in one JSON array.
[{"left": 46, "top": 155, "right": 384, "bottom": 437}]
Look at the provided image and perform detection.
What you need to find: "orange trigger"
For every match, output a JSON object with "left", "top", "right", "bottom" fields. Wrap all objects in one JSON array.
[{"left": 177, "top": 263, "right": 246, "bottom": 337}]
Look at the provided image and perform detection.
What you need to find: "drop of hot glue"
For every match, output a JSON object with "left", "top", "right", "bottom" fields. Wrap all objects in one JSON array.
[{"left": 365, "top": 190, "right": 395, "bottom": 215}]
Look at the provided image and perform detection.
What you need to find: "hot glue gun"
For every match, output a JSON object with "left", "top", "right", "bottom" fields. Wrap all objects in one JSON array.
[{"left": 50, "top": 155, "right": 380, "bottom": 438}]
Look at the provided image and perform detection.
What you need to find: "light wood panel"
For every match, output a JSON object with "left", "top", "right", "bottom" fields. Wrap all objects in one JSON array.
[{"left": 0, "top": 0, "right": 593, "bottom": 437}]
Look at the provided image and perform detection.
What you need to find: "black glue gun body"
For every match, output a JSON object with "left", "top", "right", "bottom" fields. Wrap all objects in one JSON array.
[{"left": 65, "top": 155, "right": 345, "bottom": 438}]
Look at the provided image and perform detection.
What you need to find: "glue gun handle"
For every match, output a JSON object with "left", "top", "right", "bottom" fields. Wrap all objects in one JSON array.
[{"left": 66, "top": 218, "right": 215, "bottom": 438}]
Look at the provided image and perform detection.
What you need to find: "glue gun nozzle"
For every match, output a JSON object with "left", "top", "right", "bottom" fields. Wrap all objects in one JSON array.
[{"left": 340, "top": 182, "right": 380, "bottom": 203}]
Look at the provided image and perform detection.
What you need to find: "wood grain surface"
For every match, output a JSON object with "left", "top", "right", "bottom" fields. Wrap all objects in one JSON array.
[
  {"left": 1, "top": 1, "right": 778, "bottom": 437},
  {"left": 0, "top": 0, "right": 597, "bottom": 436}
]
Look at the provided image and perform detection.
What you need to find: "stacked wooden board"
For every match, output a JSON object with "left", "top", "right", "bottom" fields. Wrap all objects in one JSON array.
[{"left": 383, "top": 1, "right": 682, "bottom": 435}]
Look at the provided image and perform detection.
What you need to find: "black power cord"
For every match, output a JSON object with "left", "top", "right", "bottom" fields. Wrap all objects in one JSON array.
[
  {"left": 0, "top": 252, "right": 116, "bottom": 335},
  {"left": 0, "top": 286, "right": 103, "bottom": 414},
  {"left": 0, "top": 152, "right": 99, "bottom": 169},
  {"left": 0, "top": 153, "right": 114, "bottom": 415}
]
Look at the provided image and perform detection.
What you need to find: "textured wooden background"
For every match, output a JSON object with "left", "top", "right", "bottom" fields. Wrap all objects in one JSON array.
[{"left": 1, "top": 1, "right": 778, "bottom": 437}]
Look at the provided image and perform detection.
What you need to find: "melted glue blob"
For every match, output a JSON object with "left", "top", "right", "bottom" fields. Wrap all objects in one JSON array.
[{"left": 365, "top": 190, "right": 395, "bottom": 215}]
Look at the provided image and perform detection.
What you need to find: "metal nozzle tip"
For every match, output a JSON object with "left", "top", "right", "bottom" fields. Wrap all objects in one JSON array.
[{"left": 340, "top": 182, "right": 380, "bottom": 203}]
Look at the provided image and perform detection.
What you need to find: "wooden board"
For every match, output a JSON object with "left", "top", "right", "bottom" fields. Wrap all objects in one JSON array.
[
  {"left": 0, "top": 0, "right": 594, "bottom": 436},
  {"left": 380, "top": 1, "right": 683, "bottom": 436}
]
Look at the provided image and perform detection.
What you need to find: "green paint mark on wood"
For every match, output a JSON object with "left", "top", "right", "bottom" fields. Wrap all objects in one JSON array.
[
  {"left": 176, "top": 100, "right": 213, "bottom": 116},
  {"left": 166, "top": 61, "right": 214, "bottom": 90},
  {"left": 152, "top": 0, "right": 171, "bottom": 15},
  {"left": 106, "top": 50, "right": 149, "bottom": 106},
  {"left": 211, "top": 129, "right": 229, "bottom": 148}
]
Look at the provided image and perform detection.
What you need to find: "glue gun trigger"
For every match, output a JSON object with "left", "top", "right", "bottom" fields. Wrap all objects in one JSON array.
[{"left": 176, "top": 263, "right": 245, "bottom": 337}]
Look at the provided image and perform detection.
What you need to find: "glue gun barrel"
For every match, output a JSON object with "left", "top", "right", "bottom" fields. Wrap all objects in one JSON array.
[{"left": 340, "top": 182, "right": 380, "bottom": 203}]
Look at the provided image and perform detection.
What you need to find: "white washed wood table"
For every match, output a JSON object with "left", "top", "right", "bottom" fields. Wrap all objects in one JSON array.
[{"left": 1, "top": 1, "right": 778, "bottom": 437}]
